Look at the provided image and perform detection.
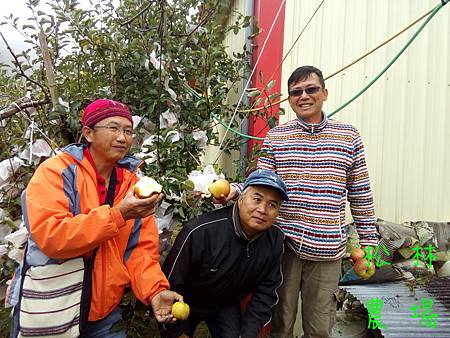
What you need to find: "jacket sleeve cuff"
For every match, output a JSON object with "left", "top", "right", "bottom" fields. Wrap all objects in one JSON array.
[
  {"left": 359, "top": 239, "right": 379, "bottom": 247},
  {"left": 111, "top": 206, "right": 126, "bottom": 229},
  {"left": 146, "top": 286, "right": 170, "bottom": 305},
  {"left": 231, "top": 183, "right": 243, "bottom": 200}
]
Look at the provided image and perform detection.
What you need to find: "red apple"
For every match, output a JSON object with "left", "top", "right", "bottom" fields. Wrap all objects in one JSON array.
[
  {"left": 353, "top": 258, "right": 376, "bottom": 280},
  {"left": 350, "top": 247, "right": 365, "bottom": 262}
]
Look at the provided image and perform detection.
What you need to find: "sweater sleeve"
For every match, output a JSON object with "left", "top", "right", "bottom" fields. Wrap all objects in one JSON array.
[
  {"left": 347, "top": 131, "right": 379, "bottom": 246},
  {"left": 240, "top": 242, "right": 284, "bottom": 337},
  {"left": 257, "top": 133, "right": 277, "bottom": 171}
]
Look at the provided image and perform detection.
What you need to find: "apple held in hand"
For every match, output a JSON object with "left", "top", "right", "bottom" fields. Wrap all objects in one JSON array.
[
  {"left": 353, "top": 258, "right": 376, "bottom": 280},
  {"left": 171, "top": 301, "right": 190, "bottom": 320},
  {"left": 134, "top": 177, "right": 163, "bottom": 199},
  {"left": 208, "top": 179, "right": 230, "bottom": 199},
  {"left": 350, "top": 247, "right": 366, "bottom": 262}
]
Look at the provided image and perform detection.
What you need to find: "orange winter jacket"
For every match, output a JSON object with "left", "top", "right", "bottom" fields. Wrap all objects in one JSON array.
[{"left": 22, "top": 144, "right": 169, "bottom": 321}]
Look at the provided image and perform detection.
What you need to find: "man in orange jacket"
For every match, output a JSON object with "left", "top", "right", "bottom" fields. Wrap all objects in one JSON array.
[{"left": 8, "top": 99, "right": 182, "bottom": 337}]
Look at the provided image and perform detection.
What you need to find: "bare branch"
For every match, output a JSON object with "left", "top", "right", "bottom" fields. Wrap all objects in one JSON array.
[
  {"left": 175, "top": 1, "right": 220, "bottom": 39},
  {"left": 121, "top": 0, "right": 156, "bottom": 26},
  {"left": 0, "top": 31, "right": 50, "bottom": 101},
  {"left": 0, "top": 98, "right": 50, "bottom": 121}
]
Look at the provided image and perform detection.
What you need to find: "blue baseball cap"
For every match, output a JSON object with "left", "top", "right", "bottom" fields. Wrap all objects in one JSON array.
[{"left": 243, "top": 169, "right": 289, "bottom": 201}]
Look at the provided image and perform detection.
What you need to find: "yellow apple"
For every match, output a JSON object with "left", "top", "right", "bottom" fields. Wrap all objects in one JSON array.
[
  {"left": 134, "top": 177, "right": 162, "bottom": 199},
  {"left": 171, "top": 301, "right": 190, "bottom": 320},
  {"left": 208, "top": 179, "right": 230, "bottom": 199}
]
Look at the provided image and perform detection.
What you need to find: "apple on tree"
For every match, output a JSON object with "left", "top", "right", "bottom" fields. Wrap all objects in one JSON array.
[{"left": 134, "top": 177, "right": 163, "bottom": 199}]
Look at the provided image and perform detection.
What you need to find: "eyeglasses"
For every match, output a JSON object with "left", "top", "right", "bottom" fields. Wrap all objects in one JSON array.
[
  {"left": 288, "top": 86, "right": 321, "bottom": 97},
  {"left": 92, "top": 125, "right": 133, "bottom": 137}
]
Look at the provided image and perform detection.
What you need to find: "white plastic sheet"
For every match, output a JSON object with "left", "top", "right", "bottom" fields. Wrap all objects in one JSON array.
[{"left": 187, "top": 165, "right": 225, "bottom": 197}]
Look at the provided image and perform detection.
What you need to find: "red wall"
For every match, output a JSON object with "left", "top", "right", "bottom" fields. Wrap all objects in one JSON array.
[{"left": 247, "top": 0, "right": 286, "bottom": 156}]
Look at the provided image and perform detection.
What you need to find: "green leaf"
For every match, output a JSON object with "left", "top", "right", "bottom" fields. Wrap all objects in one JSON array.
[
  {"left": 22, "top": 24, "right": 35, "bottom": 30},
  {"left": 178, "top": 207, "right": 185, "bottom": 219},
  {"left": 267, "top": 116, "right": 278, "bottom": 128},
  {"left": 248, "top": 29, "right": 261, "bottom": 39},
  {"left": 182, "top": 180, "right": 195, "bottom": 191},
  {"left": 247, "top": 90, "right": 260, "bottom": 98},
  {"left": 268, "top": 93, "right": 282, "bottom": 101}
]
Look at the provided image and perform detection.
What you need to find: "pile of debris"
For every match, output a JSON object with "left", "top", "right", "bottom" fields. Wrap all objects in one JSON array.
[
  {"left": 342, "top": 219, "right": 450, "bottom": 284},
  {"left": 334, "top": 220, "right": 450, "bottom": 338}
]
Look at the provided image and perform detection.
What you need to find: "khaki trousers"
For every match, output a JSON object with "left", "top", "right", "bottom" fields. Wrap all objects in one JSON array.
[{"left": 270, "top": 247, "right": 341, "bottom": 338}]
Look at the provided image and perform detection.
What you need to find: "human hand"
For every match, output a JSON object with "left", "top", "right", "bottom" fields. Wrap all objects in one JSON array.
[
  {"left": 150, "top": 290, "right": 184, "bottom": 324},
  {"left": 117, "top": 189, "right": 164, "bottom": 221},
  {"left": 212, "top": 184, "right": 239, "bottom": 204}
]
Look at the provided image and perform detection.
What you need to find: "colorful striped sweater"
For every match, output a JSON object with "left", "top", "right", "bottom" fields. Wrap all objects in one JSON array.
[{"left": 257, "top": 114, "right": 379, "bottom": 261}]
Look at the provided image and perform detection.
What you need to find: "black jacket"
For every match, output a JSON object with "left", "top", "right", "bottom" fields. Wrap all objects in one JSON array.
[{"left": 162, "top": 204, "right": 285, "bottom": 338}]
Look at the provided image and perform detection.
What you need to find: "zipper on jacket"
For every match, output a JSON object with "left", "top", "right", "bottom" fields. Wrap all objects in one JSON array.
[
  {"left": 298, "top": 232, "right": 305, "bottom": 253},
  {"left": 100, "top": 246, "right": 106, "bottom": 314}
]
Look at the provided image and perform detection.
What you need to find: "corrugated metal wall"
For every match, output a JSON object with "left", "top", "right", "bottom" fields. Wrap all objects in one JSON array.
[{"left": 280, "top": 0, "right": 450, "bottom": 223}]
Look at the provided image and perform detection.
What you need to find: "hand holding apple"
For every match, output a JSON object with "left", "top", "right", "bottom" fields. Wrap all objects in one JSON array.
[
  {"left": 208, "top": 179, "right": 231, "bottom": 199},
  {"left": 134, "top": 176, "right": 163, "bottom": 198},
  {"left": 119, "top": 178, "right": 164, "bottom": 220},
  {"left": 150, "top": 290, "right": 184, "bottom": 324},
  {"left": 118, "top": 190, "right": 164, "bottom": 220}
]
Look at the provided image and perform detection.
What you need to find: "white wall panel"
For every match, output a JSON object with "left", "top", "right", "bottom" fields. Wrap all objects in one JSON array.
[{"left": 280, "top": 0, "right": 450, "bottom": 222}]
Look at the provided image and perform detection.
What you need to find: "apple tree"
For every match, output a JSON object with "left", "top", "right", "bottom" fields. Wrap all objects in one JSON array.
[{"left": 0, "top": 0, "right": 283, "bottom": 335}]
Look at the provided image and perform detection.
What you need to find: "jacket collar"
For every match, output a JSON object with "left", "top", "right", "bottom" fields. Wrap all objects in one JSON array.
[
  {"left": 295, "top": 112, "right": 328, "bottom": 134},
  {"left": 63, "top": 143, "right": 143, "bottom": 173},
  {"left": 232, "top": 203, "right": 262, "bottom": 243}
]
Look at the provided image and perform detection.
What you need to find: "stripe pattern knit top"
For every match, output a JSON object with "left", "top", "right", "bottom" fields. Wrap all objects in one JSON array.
[{"left": 257, "top": 114, "right": 378, "bottom": 261}]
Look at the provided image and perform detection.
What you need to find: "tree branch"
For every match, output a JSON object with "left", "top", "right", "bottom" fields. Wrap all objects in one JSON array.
[
  {"left": 38, "top": 30, "right": 58, "bottom": 107},
  {"left": 121, "top": 0, "right": 155, "bottom": 26},
  {"left": 0, "top": 31, "right": 50, "bottom": 101},
  {"left": 0, "top": 98, "right": 50, "bottom": 122},
  {"left": 175, "top": 0, "right": 220, "bottom": 39}
]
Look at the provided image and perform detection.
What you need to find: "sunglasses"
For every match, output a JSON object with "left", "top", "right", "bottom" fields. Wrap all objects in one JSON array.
[{"left": 288, "top": 86, "right": 321, "bottom": 97}]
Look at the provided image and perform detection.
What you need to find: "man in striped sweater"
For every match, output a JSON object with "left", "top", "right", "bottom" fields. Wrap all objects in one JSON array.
[{"left": 224, "top": 66, "right": 379, "bottom": 338}]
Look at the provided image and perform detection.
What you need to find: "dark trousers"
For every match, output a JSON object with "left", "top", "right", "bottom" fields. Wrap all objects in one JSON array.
[{"left": 160, "top": 302, "right": 242, "bottom": 338}]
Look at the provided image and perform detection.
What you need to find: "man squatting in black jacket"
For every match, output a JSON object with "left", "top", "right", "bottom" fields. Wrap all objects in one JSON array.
[{"left": 159, "top": 169, "right": 289, "bottom": 338}]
